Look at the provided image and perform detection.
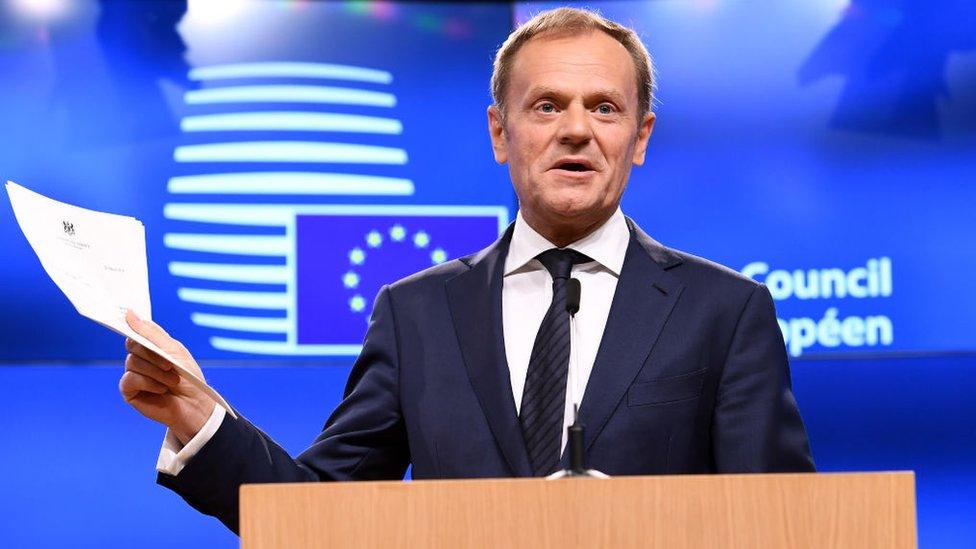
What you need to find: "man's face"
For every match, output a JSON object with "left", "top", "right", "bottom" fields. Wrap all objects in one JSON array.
[{"left": 488, "top": 30, "right": 655, "bottom": 237}]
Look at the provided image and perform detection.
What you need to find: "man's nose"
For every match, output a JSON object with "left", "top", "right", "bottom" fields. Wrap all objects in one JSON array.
[{"left": 557, "top": 104, "right": 593, "bottom": 146}]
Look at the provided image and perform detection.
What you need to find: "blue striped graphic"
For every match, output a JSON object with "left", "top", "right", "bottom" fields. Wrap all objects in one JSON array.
[
  {"left": 189, "top": 62, "right": 392, "bottom": 84},
  {"left": 176, "top": 288, "right": 290, "bottom": 310},
  {"left": 180, "top": 112, "right": 402, "bottom": 134},
  {"left": 184, "top": 85, "right": 396, "bottom": 107},
  {"left": 173, "top": 141, "right": 408, "bottom": 164},
  {"left": 167, "top": 172, "right": 414, "bottom": 196}
]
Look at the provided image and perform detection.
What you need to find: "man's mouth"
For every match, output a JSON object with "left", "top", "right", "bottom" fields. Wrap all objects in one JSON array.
[{"left": 551, "top": 158, "right": 596, "bottom": 173}]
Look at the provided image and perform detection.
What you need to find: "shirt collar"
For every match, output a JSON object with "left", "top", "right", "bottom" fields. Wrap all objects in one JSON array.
[{"left": 504, "top": 208, "right": 629, "bottom": 276}]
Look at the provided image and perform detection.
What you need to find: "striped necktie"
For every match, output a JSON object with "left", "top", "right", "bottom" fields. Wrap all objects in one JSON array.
[{"left": 519, "top": 247, "right": 591, "bottom": 476}]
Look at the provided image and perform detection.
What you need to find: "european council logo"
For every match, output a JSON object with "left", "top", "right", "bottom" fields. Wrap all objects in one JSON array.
[{"left": 162, "top": 62, "right": 507, "bottom": 357}]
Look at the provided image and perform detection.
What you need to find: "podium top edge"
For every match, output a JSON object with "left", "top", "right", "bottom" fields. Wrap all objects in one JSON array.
[{"left": 240, "top": 471, "right": 915, "bottom": 493}]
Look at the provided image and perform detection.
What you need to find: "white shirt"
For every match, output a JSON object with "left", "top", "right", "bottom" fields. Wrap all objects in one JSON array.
[
  {"left": 157, "top": 208, "right": 629, "bottom": 476},
  {"left": 502, "top": 208, "right": 627, "bottom": 453}
]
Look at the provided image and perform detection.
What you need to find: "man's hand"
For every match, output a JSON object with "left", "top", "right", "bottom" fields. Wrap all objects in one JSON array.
[{"left": 120, "top": 310, "right": 216, "bottom": 446}]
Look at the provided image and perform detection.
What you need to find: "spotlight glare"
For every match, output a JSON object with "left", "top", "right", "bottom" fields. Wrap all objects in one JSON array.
[
  {"left": 11, "top": 0, "right": 71, "bottom": 21},
  {"left": 185, "top": 0, "right": 250, "bottom": 29}
]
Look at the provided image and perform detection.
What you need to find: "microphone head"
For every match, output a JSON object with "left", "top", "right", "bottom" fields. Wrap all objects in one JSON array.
[{"left": 566, "top": 277, "right": 581, "bottom": 316}]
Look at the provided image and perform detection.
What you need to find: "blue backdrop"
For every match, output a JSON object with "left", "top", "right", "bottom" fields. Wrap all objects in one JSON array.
[{"left": 1, "top": 0, "right": 974, "bottom": 547}]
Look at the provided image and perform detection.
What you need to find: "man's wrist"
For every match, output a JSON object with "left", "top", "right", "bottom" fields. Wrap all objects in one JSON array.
[
  {"left": 171, "top": 399, "right": 218, "bottom": 446},
  {"left": 157, "top": 404, "right": 227, "bottom": 476}
]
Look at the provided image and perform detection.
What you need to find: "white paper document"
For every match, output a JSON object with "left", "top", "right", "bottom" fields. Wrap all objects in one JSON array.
[{"left": 5, "top": 180, "right": 235, "bottom": 417}]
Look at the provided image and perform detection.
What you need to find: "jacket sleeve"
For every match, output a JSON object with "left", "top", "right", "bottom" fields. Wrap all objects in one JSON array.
[
  {"left": 711, "top": 283, "right": 816, "bottom": 473},
  {"left": 157, "top": 285, "right": 410, "bottom": 533}
]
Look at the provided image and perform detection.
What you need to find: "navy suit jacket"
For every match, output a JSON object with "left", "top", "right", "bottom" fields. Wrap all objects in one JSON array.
[{"left": 160, "top": 219, "right": 814, "bottom": 533}]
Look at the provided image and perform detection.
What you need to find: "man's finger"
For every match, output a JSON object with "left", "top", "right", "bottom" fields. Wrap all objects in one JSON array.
[
  {"left": 119, "top": 371, "right": 170, "bottom": 399},
  {"left": 125, "top": 353, "right": 180, "bottom": 388},
  {"left": 124, "top": 338, "right": 173, "bottom": 371},
  {"left": 125, "top": 309, "right": 173, "bottom": 348}
]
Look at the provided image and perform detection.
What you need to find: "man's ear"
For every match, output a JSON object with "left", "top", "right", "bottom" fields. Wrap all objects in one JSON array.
[
  {"left": 632, "top": 112, "right": 656, "bottom": 166},
  {"left": 487, "top": 105, "right": 508, "bottom": 164}
]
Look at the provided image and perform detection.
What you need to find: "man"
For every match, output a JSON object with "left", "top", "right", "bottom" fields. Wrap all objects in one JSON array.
[{"left": 120, "top": 8, "right": 814, "bottom": 533}]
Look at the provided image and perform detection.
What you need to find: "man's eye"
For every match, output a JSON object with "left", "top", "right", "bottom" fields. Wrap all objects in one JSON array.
[
  {"left": 597, "top": 104, "right": 616, "bottom": 114},
  {"left": 538, "top": 102, "right": 556, "bottom": 113}
]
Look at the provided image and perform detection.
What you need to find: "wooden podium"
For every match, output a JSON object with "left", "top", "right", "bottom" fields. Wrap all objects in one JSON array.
[{"left": 240, "top": 472, "right": 916, "bottom": 548}]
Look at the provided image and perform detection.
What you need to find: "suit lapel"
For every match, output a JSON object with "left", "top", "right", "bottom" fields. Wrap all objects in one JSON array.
[
  {"left": 445, "top": 225, "right": 532, "bottom": 477},
  {"left": 569, "top": 220, "right": 686, "bottom": 458}
]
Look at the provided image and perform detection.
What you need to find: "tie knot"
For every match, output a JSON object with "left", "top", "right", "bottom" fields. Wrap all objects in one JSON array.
[{"left": 535, "top": 248, "right": 591, "bottom": 280}]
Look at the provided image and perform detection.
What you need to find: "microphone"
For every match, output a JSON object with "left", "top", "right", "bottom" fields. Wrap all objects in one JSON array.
[
  {"left": 566, "top": 278, "right": 581, "bottom": 316},
  {"left": 568, "top": 404, "right": 586, "bottom": 475}
]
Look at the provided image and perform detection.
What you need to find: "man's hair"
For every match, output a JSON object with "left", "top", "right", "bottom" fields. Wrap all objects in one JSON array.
[{"left": 490, "top": 7, "right": 655, "bottom": 122}]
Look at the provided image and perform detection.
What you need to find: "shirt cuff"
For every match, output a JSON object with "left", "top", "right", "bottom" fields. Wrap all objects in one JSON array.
[{"left": 155, "top": 404, "right": 227, "bottom": 477}]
